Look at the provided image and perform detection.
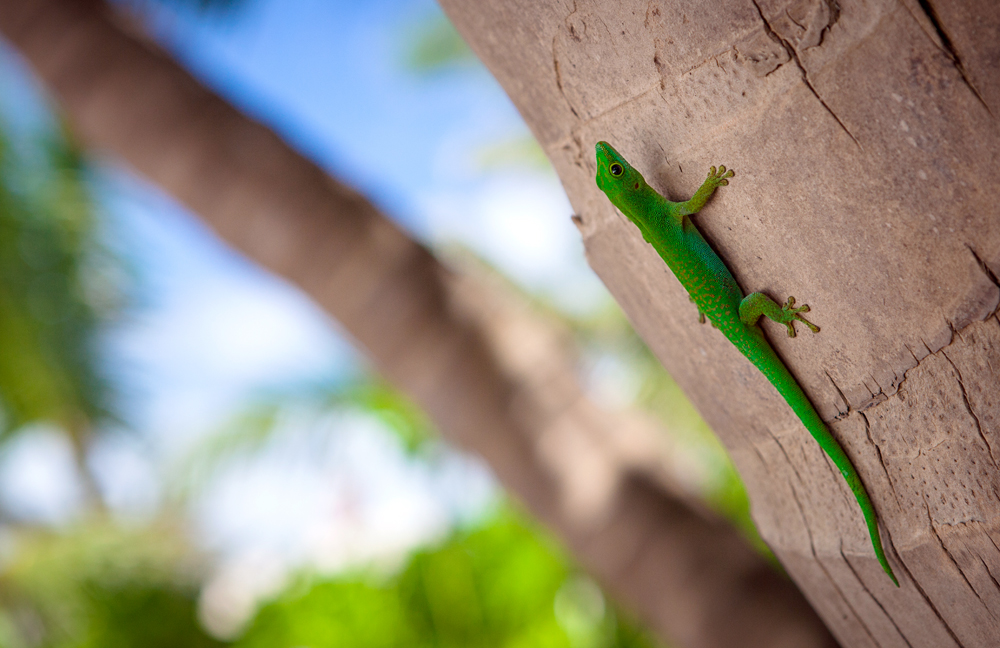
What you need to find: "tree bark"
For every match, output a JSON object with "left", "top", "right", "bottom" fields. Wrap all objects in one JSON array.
[
  {"left": 0, "top": 1, "right": 839, "bottom": 647},
  {"left": 438, "top": 0, "right": 1000, "bottom": 646}
]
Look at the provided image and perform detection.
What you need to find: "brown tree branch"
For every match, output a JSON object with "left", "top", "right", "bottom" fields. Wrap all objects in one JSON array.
[{"left": 438, "top": 0, "right": 1000, "bottom": 645}]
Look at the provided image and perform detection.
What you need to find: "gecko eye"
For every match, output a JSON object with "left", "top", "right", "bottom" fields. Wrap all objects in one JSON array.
[{"left": 609, "top": 163, "right": 623, "bottom": 176}]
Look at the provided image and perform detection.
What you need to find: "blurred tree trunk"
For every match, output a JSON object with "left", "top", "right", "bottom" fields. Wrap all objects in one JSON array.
[
  {"left": 0, "top": 1, "right": 838, "bottom": 647},
  {"left": 438, "top": 0, "right": 1000, "bottom": 646}
]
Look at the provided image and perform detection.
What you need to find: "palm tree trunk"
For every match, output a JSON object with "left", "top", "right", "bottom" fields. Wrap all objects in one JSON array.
[
  {"left": 439, "top": 0, "right": 1000, "bottom": 645},
  {"left": 0, "top": 1, "right": 838, "bottom": 647}
]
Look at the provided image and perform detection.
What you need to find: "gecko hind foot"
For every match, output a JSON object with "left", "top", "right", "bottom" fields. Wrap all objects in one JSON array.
[{"left": 782, "top": 296, "right": 820, "bottom": 337}]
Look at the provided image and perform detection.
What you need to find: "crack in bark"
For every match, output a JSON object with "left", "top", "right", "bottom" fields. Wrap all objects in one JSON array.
[
  {"left": 986, "top": 531, "right": 1000, "bottom": 555},
  {"left": 770, "top": 430, "right": 808, "bottom": 487},
  {"left": 980, "top": 557, "right": 1000, "bottom": 594},
  {"left": 816, "top": 309, "right": 1000, "bottom": 640},
  {"left": 984, "top": 534, "right": 1000, "bottom": 598},
  {"left": 902, "top": 575, "right": 964, "bottom": 647},
  {"left": 750, "top": 0, "right": 861, "bottom": 148},
  {"left": 824, "top": 370, "right": 851, "bottom": 420},
  {"left": 787, "top": 483, "right": 878, "bottom": 645},
  {"left": 789, "top": 480, "right": 816, "bottom": 555},
  {"left": 966, "top": 243, "right": 1000, "bottom": 290},
  {"left": 878, "top": 525, "right": 964, "bottom": 648},
  {"left": 900, "top": 499, "right": 968, "bottom": 646},
  {"left": 912, "top": 0, "right": 993, "bottom": 117},
  {"left": 838, "top": 544, "right": 915, "bottom": 648},
  {"left": 922, "top": 497, "right": 998, "bottom": 621},
  {"left": 840, "top": 307, "right": 999, "bottom": 420},
  {"left": 868, "top": 371, "right": 895, "bottom": 401},
  {"left": 941, "top": 351, "right": 1000, "bottom": 469},
  {"left": 859, "top": 411, "right": 902, "bottom": 512},
  {"left": 747, "top": 439, "right": 774, "bottom": 487},
  {"left": 678, "top": 50, "right": 733, "bottom": 78},
  {"left": 552, "top": 36, "right": 580, "bottom": 119},
  {"left": 560, "top": 83, "right": 663, "bottom": 148},
  {"left": 903, "top": 343, "right": 922, "bottom": 365}
]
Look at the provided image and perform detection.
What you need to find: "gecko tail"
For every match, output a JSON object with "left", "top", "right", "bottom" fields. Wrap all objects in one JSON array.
[{"left": 742, "top": 335, "right": 900, "bottom": 586}]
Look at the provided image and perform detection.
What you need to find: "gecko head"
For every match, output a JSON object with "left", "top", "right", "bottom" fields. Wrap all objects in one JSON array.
[{"left": 595, "top": 141, "right": 646, "bottom": 207}]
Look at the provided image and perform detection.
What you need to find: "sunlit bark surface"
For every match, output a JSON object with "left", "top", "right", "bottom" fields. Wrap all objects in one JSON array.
[{"left": 439, "top": 0, "right": 1000, "bottom": 646}]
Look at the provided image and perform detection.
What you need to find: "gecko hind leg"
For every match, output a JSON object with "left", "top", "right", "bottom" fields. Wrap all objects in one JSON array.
[
  {"left": 740, "top": 293, "right": 819, "bottom": 337},
  {"left": 689, "top": 295, "right": 707, "bottom": 324}
]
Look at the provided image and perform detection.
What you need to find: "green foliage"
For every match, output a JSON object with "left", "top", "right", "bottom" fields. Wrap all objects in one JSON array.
[
  {"left": 0, "top": 523, "right": 224, "bottom": 648},
  {"left": 404, "top": 14, "right": 477, "bottom": 73},
  {"left": 476, "top": 137, "right": 555, "bottom": 174},
  {"left": 235, "top": 509, "right": 661, "bottom": 648},
  {"left": 343, "top": 380, "right": 437, "bottom": 454},
  {"left": 175, "top": 377, "right": 437, "bottom": 498},
  {"left": 0, "top": 124, "right": 118, "bottom": 440}
]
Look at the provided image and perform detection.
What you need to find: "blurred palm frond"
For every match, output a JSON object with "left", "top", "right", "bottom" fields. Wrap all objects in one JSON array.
[{"left": 0, "top": 121, "right": 123, "bottom": 445}]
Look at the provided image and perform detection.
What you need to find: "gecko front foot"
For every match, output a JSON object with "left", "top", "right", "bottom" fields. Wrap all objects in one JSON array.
[
  {"left": 781, "top": 296, "right": 820, "bottom": 337},
  {"left": 705, "top": 165, "right": 735, "bottom": 189}
]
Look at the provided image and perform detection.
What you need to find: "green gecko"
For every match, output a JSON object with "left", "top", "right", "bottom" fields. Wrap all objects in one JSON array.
[{"left": 594, "top": 141, "right": 898, "bottom": 586}]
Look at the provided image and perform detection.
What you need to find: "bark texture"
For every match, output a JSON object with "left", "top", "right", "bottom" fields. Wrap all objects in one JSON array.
[
  {"left": 0, "top": 1, "right": 838, "bottom": 647},
  {"left": 438, "top": 0, "right": 1000, "bottom": 646}
]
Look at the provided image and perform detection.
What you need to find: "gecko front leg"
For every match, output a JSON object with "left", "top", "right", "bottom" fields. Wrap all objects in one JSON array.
[{"left": 739, "top": 293, "right": 819, "bottom": 337}]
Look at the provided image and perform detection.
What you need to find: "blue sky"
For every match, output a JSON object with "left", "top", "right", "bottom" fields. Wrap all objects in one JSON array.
[
  {"left": 0, "top": 0, "right": 609, "bottom": 630},
  {"left": 137, "top": 0, "right": 512, "bottom": 228},
  {"left": 131, "top": 0, "right": 604, "bottom": 306}
]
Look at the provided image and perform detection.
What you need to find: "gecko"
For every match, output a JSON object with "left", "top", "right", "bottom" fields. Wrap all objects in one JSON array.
[{"left": 594, "top": 140, "right": 898, "bottom": 586}]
